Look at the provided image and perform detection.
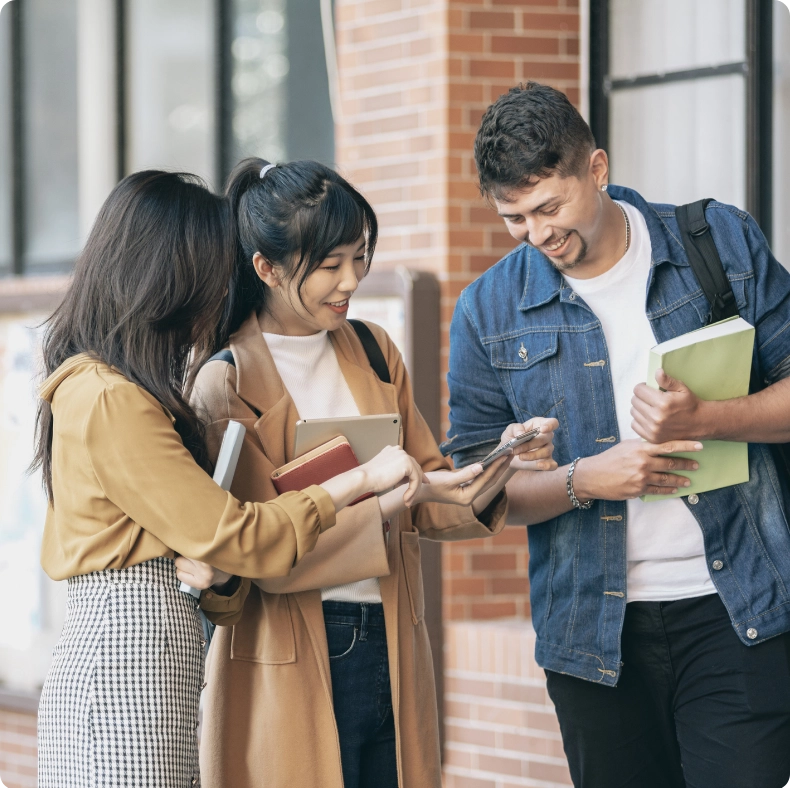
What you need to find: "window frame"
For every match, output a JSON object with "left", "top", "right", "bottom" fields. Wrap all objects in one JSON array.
[{"left": 589, "top": 0, "right": 774, "bottom": 241}]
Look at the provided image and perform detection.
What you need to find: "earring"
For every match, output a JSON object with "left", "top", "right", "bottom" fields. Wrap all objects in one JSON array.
[{"left": 601, "top": 184, "right": 608, "bottom": 192}]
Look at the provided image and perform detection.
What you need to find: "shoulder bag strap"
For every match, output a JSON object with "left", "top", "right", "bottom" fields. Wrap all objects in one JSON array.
[
  {"left": 348, "top": 319, "right": 391, "bottom": 384},
  {"left": 675, "top": 198, "right": 739, "bottom": 324}
]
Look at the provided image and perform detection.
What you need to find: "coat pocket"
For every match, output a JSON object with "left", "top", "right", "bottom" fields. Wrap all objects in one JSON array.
[
  {"left": 230, "top": 585, "right": 296, "bottom": 664},
  {"left": 400, "top": 530, "right": 425, "bottom": 625}
]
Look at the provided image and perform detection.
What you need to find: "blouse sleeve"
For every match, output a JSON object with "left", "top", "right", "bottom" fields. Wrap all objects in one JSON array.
[{"left": 83, "top": 380, "right": 336, "bottom": 578}]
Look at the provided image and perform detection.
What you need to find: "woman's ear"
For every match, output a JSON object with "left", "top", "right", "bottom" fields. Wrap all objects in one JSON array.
[{"left": 253, "top": 252, "right": 280, "bottom": 288}]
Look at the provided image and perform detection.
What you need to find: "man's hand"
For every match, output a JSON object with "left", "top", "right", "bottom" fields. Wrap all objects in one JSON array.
[
  {"left": 502, "top": 417, "right": 559, "bottom": 472},
  {"left": 573, "top": 438, "right": 703, "bottom": 500},
  {"left": 631, "top": 369, "right": 709, "bottom": 443}
]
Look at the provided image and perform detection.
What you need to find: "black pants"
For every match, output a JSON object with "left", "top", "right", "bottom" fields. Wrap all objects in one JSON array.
[
  {"left": 323, "top": 601, "right": 397, "bottom": 788},
  {"left": 545, "top": 594, "right": 790, "bottom": 788}
]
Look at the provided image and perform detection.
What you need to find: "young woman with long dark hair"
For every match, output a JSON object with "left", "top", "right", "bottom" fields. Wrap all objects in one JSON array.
[
  {"left": 33, "top": 170, "right": 425, "bottom": 788},
  {"left": 189, "top": 159, "right": 558, "bottom": 788}
]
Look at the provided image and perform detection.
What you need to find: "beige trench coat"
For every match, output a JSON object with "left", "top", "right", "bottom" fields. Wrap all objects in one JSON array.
[{"left": 195, "top": 312, "right": 507, "bottom": 788}]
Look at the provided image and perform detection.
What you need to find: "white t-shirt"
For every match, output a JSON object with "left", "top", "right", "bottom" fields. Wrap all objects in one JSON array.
[
  {"left": 264, "top": 330, "right": 382, "bottom": 604},
  {"left": 564, "top": 201, "right": 715, "bottom": 602}
]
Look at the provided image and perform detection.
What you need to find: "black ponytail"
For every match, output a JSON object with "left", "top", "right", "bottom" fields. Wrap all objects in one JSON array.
[{"left": 222, "top": 158, "right": 378, "bottom": 343}]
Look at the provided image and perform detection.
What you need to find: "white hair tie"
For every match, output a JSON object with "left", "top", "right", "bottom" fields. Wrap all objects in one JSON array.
[{"left": 259, "top": 164, "right": 276, "bottom": 179}]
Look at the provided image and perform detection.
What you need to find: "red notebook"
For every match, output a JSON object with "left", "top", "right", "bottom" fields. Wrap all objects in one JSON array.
[{"left": 270, "top": 436, "right": 373, "bottom": 506}]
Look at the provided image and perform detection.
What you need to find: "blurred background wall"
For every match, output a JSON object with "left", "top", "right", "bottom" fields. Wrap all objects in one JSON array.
[{"left": 0, "top": 1, "right": 789, "bottom": 786}]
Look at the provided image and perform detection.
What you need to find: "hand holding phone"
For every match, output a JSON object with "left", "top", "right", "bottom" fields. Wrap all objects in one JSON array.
[{"left": 479, "top": 428, "right": 541, "bottom": 469}]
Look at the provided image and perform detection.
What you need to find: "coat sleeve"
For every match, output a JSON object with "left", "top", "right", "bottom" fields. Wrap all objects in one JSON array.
[
  {"left": 366, "top": 322, "right": 508, "bottom": 542},
  {"left": 83, "top": 377, "right": 336, "bottom": 581},
  {"left": 193, "top": 360, "right": 389, "bottom": 604}
]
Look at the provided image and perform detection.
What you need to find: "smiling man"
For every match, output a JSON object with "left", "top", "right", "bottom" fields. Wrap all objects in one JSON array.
[{"left": 442, "top": 82, "right": 790, "bottom": 788}]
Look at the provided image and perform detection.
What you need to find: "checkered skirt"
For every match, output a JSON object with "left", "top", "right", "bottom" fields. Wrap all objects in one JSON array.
[{"left": 38, "top": 557, "right": 205, "bottom": 787}]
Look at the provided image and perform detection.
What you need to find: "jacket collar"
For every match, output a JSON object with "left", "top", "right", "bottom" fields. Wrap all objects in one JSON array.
[
  {"left": 518, "top": 184, "right": 689, "bottom": 313},
  {"left": 228, "top": 312, "right": 398, "bottom": 465}
]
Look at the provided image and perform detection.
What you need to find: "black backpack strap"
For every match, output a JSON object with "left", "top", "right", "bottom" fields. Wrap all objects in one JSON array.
[
  {"left": 206, "top": 348, "right": 235, "bottom": 367},
  {"left": 348, "top": 319, "right": 391, "bottom": 384},
  {"left": 675, "top": 199, "right": 739, "bottom": 324}
]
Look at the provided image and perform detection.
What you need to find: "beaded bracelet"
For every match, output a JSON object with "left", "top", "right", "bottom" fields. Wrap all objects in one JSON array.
[{"left": 566, "top": 457, "right": 593, "bottom": 510}]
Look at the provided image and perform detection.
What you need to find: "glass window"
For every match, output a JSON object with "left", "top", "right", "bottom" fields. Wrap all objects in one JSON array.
[
  {"left": 231, "top": 0, "right": 288, "bottom": 164},
  {"left": 230, "top": 0, "right": 334, "bottom": 167},
  {"left": 126, "top": 0, "right": 216, "bottom": 186},
  {"left": 610, "top": 76, "right": 747, "bottom": 207},
  {"left": 23, "top": 0, "right": 81, "bottom": 272},
  {"left": 773, "top": 0, "right": 790, "bottom": 266},
  {"left": 610, "top": 0, "right": 746, "bottom": 76},
  {"left": 607, "top": 0, "right": 748, "bottom": 209},
  {"left": 0, "top": 6, "right": 13, "bottom": 274}
]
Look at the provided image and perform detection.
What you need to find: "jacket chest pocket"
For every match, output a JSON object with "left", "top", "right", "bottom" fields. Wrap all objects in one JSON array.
[
  {"left": 230, "top": 585, "right": 296, "bottom": 664},
  {"left": 400, "top": 530, "right": 425, "bottom": 625},
  {"left": 490, "top": 331, "right": 564, "bottom": 416},
  {"left": 490, "top": 331, "right": 569, "bottom": 461}
]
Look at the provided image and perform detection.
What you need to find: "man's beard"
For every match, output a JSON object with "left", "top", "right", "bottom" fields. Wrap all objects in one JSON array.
[{"left": 546, "top": 231, "right": 588, "bottom": 272}]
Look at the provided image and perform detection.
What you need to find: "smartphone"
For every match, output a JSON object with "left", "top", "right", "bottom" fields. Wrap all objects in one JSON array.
[{"left": 479, "top": 427, "right": 541, "bottom": 469}]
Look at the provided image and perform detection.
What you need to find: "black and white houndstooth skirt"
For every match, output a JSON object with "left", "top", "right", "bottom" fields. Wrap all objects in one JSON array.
[{"left": 38, "top": 557, "right": 205, "bottom": 787}]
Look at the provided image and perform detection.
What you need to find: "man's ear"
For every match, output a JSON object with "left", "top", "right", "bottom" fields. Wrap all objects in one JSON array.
[
  {"left": 253, "top": 252, "right": 280, "bottom": 288},
  {"left": 589, "top": 149, "right": 610, "bottom": 190}
]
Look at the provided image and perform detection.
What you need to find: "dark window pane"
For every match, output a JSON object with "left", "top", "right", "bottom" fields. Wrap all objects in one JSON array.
[
  {"left": 127, "top": 0, "right": 216, "bottom": 185},
  {"left": 24, "top": 0, "right": 80, "bottom": 272},
  {"left": 0, "top": 7, "right": 12, "bottom": 274},
  {"left": 230, "top": 0, "right": 334, "bottom": 166}
]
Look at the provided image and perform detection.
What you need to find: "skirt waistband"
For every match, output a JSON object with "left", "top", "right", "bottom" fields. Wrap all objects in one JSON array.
[{"left": 68, "top": 556, "right": 179, "bottom": 590}]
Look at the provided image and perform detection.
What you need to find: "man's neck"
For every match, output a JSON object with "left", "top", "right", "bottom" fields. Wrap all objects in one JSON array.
[{"left": 563, "top": 196, "right": 629, "bottom": 281}]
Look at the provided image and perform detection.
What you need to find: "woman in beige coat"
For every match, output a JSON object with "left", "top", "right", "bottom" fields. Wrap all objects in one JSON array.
[{"left": 192, "top": 159, "right": 558, "bottom": 788}]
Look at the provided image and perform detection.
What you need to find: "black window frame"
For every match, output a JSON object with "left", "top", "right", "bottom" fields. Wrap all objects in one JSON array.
[{"left": 589, "top": 0, "right": 774, "bottom": 242}]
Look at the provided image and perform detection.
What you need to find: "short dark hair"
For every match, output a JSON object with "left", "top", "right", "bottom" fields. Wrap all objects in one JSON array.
[
  {"left": 222, "top": 158, "right": 378, "bottom": 341},
  {"left": 474, "top": 82, "right": 596, "bottom": 199}
]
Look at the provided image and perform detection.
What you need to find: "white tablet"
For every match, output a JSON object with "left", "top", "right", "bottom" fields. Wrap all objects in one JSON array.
[{"left": 294, "top": 414, "right": 401, "bottom": 464}]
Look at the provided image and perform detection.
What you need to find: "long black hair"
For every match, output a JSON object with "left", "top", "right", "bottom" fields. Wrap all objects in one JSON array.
[
  {"left": 222, "top": 158, "right": 378, "bottom": 343},
  {"left": 32, "top": 170, "right": 235, "bottom": 501}
]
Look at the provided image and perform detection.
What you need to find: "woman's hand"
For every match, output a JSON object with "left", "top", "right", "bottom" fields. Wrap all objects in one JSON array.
[
  {"left": 412, "top": 455, "right": 511, "bottom": 508},
  {"left": 505, "top": 418, "right": 559, "bottom": 472},
  {"left": 174, "top": 556, "right": 232, "bottom": 590},
  {"left": 320, "top": 445, "right": 426, "bottom": 511}
]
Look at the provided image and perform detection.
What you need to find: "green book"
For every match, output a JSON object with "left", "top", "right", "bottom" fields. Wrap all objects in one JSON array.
[{"left": 641, "top": 316, "right": 754, "bottom": 502}]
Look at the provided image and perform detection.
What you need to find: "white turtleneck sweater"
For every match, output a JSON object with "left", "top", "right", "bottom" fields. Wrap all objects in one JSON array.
[{"left": 263, "top": 330, "right": 382, "bottom": 604}]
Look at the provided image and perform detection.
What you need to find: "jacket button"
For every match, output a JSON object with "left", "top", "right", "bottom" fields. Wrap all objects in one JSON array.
[
  {"left": 747, "top": 628, "right": 758, "bottom": 640},
  {"left": 712, "top": 560, "right": 723, "bottom": 571},
  {"left": 688, "top": 493, "right": 699, "bottom": 504},
  {"left": 569, "top": 292, "right": 577, "bottom": 300},
  {"left": 204, "top": 592, "right": 214, "bottom": 600}
]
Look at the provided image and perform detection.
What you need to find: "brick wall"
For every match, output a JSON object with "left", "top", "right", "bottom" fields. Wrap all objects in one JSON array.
[
  {"left": 334, "top": 0, "right": 580, "bottom": 624},
  {"left": 0, "top": 705, "right": 37, "bottom": 788},
  {"left": 444, "top": 620, "right": 571, "bottom": 787}
]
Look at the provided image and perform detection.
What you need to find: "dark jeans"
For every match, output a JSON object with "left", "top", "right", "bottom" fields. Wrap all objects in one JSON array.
[
  {"left": 545, "top": 593, "right": 790, "bottom": 788},
  {"left": 323, "top": 601, "right": 397, "bottom": 788}
]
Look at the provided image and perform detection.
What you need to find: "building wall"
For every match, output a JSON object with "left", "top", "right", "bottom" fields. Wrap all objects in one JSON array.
[{"left": 0, "top": 703, "right": 38, "bottom": 788}]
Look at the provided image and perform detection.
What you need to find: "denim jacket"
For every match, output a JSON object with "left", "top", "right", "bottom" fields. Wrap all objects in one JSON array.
[{"left": 442, "top": 185, "right": 790, "bottom": 685}]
